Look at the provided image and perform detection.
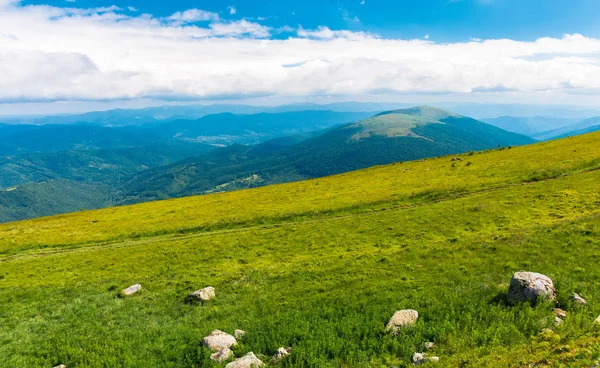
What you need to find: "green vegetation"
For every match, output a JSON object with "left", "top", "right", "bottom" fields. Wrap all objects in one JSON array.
[
  {"left": 1, "top": 131, "right": 600, "bottom": 367},
  {"left": 121, "top": 106, "right": 534, "bottom": 202}
]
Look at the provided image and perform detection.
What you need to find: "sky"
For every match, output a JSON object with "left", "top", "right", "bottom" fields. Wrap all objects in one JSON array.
[{"left": 1, "top": 0, "right": 600, "bottom": 115}]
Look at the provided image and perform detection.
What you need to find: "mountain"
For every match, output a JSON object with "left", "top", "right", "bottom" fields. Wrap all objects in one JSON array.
[
  {"left": 0, "top": 125, "right": 164, "bottom": 156},
  {"left": 0, "top": 142, "right": 213, "bottom": 188},
  {"left": 481, "top": 116, "right": 578, "bottom": 136},
  {"left": 533, "top": 117, "right": 600, "bottom": 140},
  {"left": 121, "top": 106, "right": 535, "bottom": 201},
  {"left": 552, "top": 123, "right": 600, "bottom": 140},
  {"left": 149, "top": 110, "right": 373, "bottom": 145},
  {"left": 2, "top": 130, "right": 599, "bottom": 367}
]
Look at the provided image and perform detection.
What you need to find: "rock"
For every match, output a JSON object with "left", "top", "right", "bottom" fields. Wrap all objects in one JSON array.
[
  {"left": 188, "top": 286, "right": 215, "bottom": 302},
  {"left": 234, "top": 329, "right": 246, "bottom": 339},
  {"left": 572, "top": 293, "right": 587, "bottom": 306},
  {"left": 273, "top": 347, "right": 291, "bottom": 361},
  {"left": 413, "top": 353, "right": 425, "bottom": 365},
  {"left": 423, "top": 342, "right": 435, "bottom": 351},
  {"left": 386, "top": 309, "right": 419, "bottom": 333},
  {"left": 210, "top": 348, "right": 232, "bottom": 363},
  {"left": 225, "top": 352, "right": 263, "bottom": 368},
  {"left": 202, "top": 330, "right": 237, "bottom": 351},
  {"left": 53, "top": 365, "right": 67, "bottom": 368},
  {"left": 595, "top": 315, "right": 600, "bottom": 324},
  {"left": 554, "top": 308, "right": 567, "bottom": 319},
  {"left": 554, "top": 316, "right": 563, "bottom": 326},
  {"left": 120, "top": 284, "right": 141, "bottom": 296},
  {"left": 507, "top": 272, "right": 556, "bottom": 304},
  {"left": 413, "top": 353, "right": 439, "bottom": 365}
]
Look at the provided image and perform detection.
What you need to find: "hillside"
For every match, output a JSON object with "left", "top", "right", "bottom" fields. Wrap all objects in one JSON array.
[
  {"left": 481, "top": 116, "right": 578, "bottom": 136},
  {"left": 123, "top": 106, "right": 535, "bottom": 200},
  {"left": 1, "top": 130, "right": 599, "bottom": 367},
  {"left": 149, "top": 110, "right": 373, "bottom": 145},
  {"left": 533, "top": 117, "right": 600, "bottom": 141}
]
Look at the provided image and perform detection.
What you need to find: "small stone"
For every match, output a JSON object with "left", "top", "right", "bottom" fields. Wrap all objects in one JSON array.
[
  {"left": 572, "top": 293, "right": 587, "bottom": 306},
  {"left": 188, "top": 286, "right": 215, "bottom": 302},
  {"left": 273, "top": 347, "right": 291, "bottom": 361},
  {"left": 594, "top": 315, "right": 600, "bottom": 324},
  {"left": 53, "top": 365, "right": 67, "bottom": 368},
  {"left": 451, "top": 157, "right": 463, "bottom": 161},
  {"left": 554, "top": 316, "right": 563, "bottom": 325},
  {"left": 425, "top": 357, "right": 439, "bottom": 363},
  {"left": 507, "top": 272, "right": 556, "bottom": 304},
  {"left": 234, "top": 329, "right": 246, "bottom": 339},
  {"left": 202, "top": 330, "right": 237, "bottom": 351},
  {"left": 210, "top": 348, "right": 232, "bottom": 363},
  {"left": 386, "top": 310, "right": 419, "bottom": 334},
  {"left": 120, "top": 284, "right": 141, "bottom": 296},
  {"left": 554, "top": 308, "right": 567, "bottom": 319},
  {"left": 225, "top": 352, "right": 264, "bottom": 368},
  {"left": 413, "top": 353, "right": 425, "bottom": 365},
  {"left": 423, "top": 342, "right": 435, "bottom": 351}
]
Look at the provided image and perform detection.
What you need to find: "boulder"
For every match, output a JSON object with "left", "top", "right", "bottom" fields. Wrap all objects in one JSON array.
[
  {"left": 386, "top": 309, "right": 419, "bottom": 333},
  {"left": 202, "top": 330, "right": 237, "bottom": 351},
  {"left": 507, "top": 272, "right": 556, "bottom": 304},
  {"left": 188, "top": 286, "right": 215, "bottom": 302},
  {"left": 413, "top": 353, "right": 439, "bottom": 365},
  {"left": 423, "top": 342, "right": 436, "bottom": 351},
  {"left": 572, "top": 293, "right": 587, "bottom": 306},
  {"left": 234, "top": 329, "right": 246, "bottom": 339},
  {"left": 225, "top": 352, "right": 263, "bottom": 368},
  {"left": 273, "top": 347, "right": 291, "bottom": 361},
  {"left": 120, "top": 284, "right": 141, "bottom": 297},
  {"left": 210, "top": 348, "right": 232, "bottom": 363}
]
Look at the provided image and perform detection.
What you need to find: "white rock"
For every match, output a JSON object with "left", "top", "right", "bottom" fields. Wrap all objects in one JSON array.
[
  {"left": 413, "top": 353, "right": 425, "bottom": 365},
  {"left": 225, "top": 352, "right": 263, "bottom": 368},
  {"left": 572, "top": 292, "right": 587, "bottom": 306},
  {"left": 234, "top": 329, "right": 246, "bottom": 339},
  {"left": 554, "top": 308, "right": 567, "bottom": 319},
  {"left": 210, "top": 348, "right": 232, "bottom": 363},
  {"left": 386, "top": 310, "right": 419, "bottom": 333},
  {"left": 120, "top": 284, "right": 141, "bottom": 296},
  {"left": 53, "top": 365, "right": 67, "bottom": 368},
  {"left": 188, "top": 286, "right": 215, "bottom": 302},
  {"left": 507, "top": 272, "right": 556, "bottom": 304},
  {"left": 202, "top": 330, "right": 237, "bottom": 351},
  {"left": 273, "top": 347, "right": 291, "bottom": 360},
  {"left": 425, "top": 357, "right": 439, "bottom": 363},
  {"left": 423, "top": 342, "right": 435, "bottom": 351},
  {"left": 595, "top": 315, "right": 600, "bottom": 324}
]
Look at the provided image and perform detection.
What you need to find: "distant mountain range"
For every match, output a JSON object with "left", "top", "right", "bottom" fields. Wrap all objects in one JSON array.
[{"left": 1, "top": 105, "right": 594, "bottom": 223}]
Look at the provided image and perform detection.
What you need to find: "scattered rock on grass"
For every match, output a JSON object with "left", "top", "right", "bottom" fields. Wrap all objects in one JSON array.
[
  {"left": 188, "top": 286, "right": 215, "bottom": 302},
  {"left": 202, "top": 330, "right": 237, "bottom": 352},
  {"left": 423, "top": 342, "right": 435, "bottom": 351},
  {"left": 273, "top": 347, "right": 291, "bottom": 361},
  {"left": 413, "top": 352, "right": 439, "bottom": 365},
  {"left": 234, "top": 329, "right": 246, "bottom": 339},
  {"left": 53, "top": 365, "right": 67, "bottom": 368},
  {"left": 120, "top": 284, "right": 141, "bottom": 297},
  {"left": 507, "top": 272, "right": 556, "bottom": 304},
  {"left": 225, "top": 352, "right": 263, "bottom": 368},
  {"left": 451, "top": 157, "right": 463, "bottom": 162},
  {"left": 595, "top": 316, "right": 600, "bottom": 324},
  {"left": 572, "top": 293, "right": 587, "bottom": 306},
  {"left": 386, "top": 310, "right": 419, "bottom": 334}
]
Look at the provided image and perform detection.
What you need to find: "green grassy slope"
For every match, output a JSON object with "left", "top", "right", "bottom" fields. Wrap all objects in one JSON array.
[{"left": 1, "top": 132, "right": 600, "bottom": 367}]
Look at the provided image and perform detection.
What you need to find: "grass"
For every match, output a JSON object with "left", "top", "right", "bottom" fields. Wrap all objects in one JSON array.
[{"left": 1, "top": 132, "right": 600, "bottom": 367}]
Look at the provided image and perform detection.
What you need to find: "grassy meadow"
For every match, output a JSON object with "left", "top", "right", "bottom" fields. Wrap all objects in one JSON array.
[{"left": 1, "top": 132, "right": 600, "bottom": 367}]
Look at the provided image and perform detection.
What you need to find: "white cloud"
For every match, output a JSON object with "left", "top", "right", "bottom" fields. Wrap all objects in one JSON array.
[
  {"left": 0, "top": 2, "right": 599, "bottom": 104},
  {"left": 228, "top": 6, "right": 236, "bottom": 15},
  {"left": 166, "top": 8, "right": 219, "bottom": 24}
]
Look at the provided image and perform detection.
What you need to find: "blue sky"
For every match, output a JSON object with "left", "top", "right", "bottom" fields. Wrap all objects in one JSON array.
[
  {"left": 1, "top": 0, "right": 600, "bottom": 115},
  {"left": 24, "top": 0, "right": 600, "bottom": 41}
]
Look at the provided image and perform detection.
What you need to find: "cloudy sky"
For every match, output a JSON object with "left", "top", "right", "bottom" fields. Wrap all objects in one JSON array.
[{"left": 1, "top": 0, "right": 600, "bottom": 114}]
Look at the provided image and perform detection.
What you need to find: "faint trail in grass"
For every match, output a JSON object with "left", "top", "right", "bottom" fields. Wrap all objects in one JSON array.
[{"left": 3, "top": 168, "right": 599, "bottom": 263}]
